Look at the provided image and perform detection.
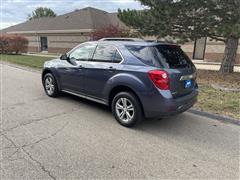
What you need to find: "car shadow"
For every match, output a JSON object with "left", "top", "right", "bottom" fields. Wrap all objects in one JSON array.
[
  {"left": 55, "top": 93, "right": 235, "bottom": 151},
  {"left": 136, "top": 113, "right": 197, "bottom": 133},
  {"left": 59, "top": 92, "right": 200, "bottom": 134}
]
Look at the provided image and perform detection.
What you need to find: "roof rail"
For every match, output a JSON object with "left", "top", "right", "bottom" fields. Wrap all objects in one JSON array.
[
  {"left": 145, "top": 40, "right": 179, "bottom": 46},
  {"left": 145, "top": 40, "right": 166, "bottom": 43},
  {"left": 99, "top": 38, "right": 145, "bottom": 42}
]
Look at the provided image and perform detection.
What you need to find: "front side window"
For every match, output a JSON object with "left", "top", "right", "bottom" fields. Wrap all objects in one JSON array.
[
  {"left": 92, "top": 45, "right": 122, "bottom": 63},
  {"left": 69, "top": 43, "right": 96, "bottom": 61}
]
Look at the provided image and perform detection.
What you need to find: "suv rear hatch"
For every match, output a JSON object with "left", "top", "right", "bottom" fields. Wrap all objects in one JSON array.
[
  {"left": 155, "top": 45, "right": 197, "bottom": 98},
  {"left": 127, "top": 44, "right": 197, "bottom": 98}
]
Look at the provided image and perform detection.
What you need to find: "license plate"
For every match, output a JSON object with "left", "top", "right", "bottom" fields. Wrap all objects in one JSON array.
[{"left": 184, "top": 80, "right": 192, "bottom": 88}]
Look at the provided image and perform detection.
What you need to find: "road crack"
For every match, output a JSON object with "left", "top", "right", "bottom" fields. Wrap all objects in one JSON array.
[
  {"left": 22, "top": 121, "right": 69, "bottom": 148},
  {"left": 22, "top": 148, "right": 56, "bottom": 180},
  {"left": 1, "top": 108, "right": 77, "bottom": 133},
  {"left": 1, "top": 121, "right": 69, "bottom": 179}
]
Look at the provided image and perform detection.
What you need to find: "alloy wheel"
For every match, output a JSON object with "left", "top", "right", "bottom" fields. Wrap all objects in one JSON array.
[
  {"left": 45, "top": 76, "right": 55, "bottom": 95},
  {"left": 115, "top": 98, "right": 135, "bottom": 123}
]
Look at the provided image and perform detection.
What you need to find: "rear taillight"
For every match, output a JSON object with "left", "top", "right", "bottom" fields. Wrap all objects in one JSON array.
[{"left": 148, "top": 70, "right": 169, "bottom": 90}]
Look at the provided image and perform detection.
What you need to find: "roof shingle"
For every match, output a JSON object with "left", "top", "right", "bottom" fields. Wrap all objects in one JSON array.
[{"left": 1, "top": 7, "right": 128, "bottom": 34}]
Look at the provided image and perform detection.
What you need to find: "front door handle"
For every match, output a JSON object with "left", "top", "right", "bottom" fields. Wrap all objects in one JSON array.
[
  {"left": 62, "top": 67, "right": 71, "bottom": 71},
  {"left": 78, "top": 65, "right": 84, "bottom": 69}
]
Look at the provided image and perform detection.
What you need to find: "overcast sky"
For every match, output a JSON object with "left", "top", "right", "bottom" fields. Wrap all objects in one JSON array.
[{"left": 0, "top": 0, "right": 144, "bottom": 29}]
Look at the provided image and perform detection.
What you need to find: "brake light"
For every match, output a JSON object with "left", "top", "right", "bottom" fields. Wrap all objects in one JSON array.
[{"left": 148, "top": 70, "right": 169, "bottom": 90}]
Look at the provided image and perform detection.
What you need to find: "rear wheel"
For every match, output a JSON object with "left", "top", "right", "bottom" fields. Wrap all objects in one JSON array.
[
  {"left": 43, "top": 73, "right": 59, "bottom": 97},
  {"left": 111, "top": 92, "right": 142, "bottom": 127}
]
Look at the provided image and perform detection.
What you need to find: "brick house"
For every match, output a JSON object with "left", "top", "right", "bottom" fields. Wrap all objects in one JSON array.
[
  {"left": 1, "top": 7, "right": 239, "bottom": 64},
  {"left": 1, "top": 7, "right": 127, "bottom": 54}
]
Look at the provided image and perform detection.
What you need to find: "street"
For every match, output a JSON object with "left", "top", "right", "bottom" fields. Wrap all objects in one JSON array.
[{"left": 0, "top": 64, "right": 239, "bottom": 179}]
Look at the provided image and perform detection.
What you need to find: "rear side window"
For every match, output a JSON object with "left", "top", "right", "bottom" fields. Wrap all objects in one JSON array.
[
  {"left": 127, "top": 45, "right": 192, "bottom": 68},
  {"left": 92, "top": 45, "right": 122, "bottom": 63},
  {"left": 126, "top": 45, "right": 162, "bottom": 67},
  {"left": 113, "top": 51, "right": 123, "bottom": 63}
]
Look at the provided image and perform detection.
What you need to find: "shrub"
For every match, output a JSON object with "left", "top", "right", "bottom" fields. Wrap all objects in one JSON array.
[
  {"left": 0, "top": 34, "right": 28, "bottom": 54},
  {"left": 91, "top": 25, "right": 131, "bottom": 41}
]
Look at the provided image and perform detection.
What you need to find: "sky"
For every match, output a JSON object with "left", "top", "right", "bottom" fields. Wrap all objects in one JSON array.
[{"left": 0, "top": 0, "right": 144, "bottom": 29}]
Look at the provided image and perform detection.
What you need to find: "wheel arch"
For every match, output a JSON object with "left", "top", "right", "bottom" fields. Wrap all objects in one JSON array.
[
  {"left": 108, "top": 85, "right": 145, "bottom": 116},
  {"left": 42, "top": 69, "right": 53, "bottom": 81},
  {"left": 42, "top": 68, "right": 61, "bottom": 90}
]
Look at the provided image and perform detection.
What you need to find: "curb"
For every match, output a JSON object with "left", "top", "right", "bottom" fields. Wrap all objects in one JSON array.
[{"left": 188, "top": 109, "right": 240, "bottom": 126}]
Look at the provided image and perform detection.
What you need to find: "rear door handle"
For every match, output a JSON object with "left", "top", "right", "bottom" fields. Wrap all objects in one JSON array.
[{"left": 108, "top": 66, "right": 116, "bottom": 71}]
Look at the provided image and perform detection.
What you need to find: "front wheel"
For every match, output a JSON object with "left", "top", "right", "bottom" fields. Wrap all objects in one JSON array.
[
  {"left": 111, "top": 92, "right": 142, "bottom": 127},
  {"left": 43, "top": 73, "right": 60, "bottom": 97}
]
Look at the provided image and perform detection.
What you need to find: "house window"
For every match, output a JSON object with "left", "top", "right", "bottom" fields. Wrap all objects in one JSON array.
[
  {"left": 193, "top": 37, "right": 207, "bottom": 60},
  {"left": 40, "top": 37, "right": 48, "bottom": 51}
]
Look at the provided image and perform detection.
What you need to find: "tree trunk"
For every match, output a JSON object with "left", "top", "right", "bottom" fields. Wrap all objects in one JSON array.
[{"left": 220, "top": 37, "right": 239, "bottom": 73}]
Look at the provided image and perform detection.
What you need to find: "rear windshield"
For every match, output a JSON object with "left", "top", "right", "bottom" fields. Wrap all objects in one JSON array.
[{"left": 126, "top": 45, "right": 192, "bottom": 68}]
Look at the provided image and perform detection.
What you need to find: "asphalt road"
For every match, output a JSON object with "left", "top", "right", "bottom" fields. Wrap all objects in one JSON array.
[{"left": 0, "top": 64, "right": 239, "bottom": 180}]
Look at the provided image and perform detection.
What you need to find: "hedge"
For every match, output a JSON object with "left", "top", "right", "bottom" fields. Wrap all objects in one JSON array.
[{"left": 0, "top": 34, "right": 29, "bottom": 54}]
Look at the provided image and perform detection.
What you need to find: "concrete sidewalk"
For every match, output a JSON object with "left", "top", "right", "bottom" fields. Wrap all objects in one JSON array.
[{"left": 193, "top": 60, "right": 240, "bottom": 72}]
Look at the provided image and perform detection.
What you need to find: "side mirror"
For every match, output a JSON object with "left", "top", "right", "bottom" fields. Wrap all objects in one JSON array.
[{"left": 60, "top": 54, "right": 69, "bottom": 60}]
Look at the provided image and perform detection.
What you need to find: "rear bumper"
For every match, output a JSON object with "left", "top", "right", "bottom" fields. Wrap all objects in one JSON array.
[{"left": 143, "top": 89, "right": 198, "bottom": 118}]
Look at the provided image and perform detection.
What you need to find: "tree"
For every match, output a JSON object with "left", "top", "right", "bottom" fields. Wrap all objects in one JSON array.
[
  {"left": 28, "top": 7, "right": 56, "bottom": 20},
  {"left": 118, "top": 0, "right": 240, "bottom": 73},
  {"left": 91, "top": 25, "right": 131, "bottom": 41}
]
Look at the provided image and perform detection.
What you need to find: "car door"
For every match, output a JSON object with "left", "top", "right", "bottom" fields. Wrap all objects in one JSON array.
[
  {"left": 84, "top": 44, "right": 123, "bottom": 99},
  {"left": 58, "top": 42, "right": 97, "bottom": 93}
]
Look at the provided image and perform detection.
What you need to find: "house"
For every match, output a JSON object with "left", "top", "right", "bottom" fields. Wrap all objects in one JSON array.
[
  {"left": 1, "top": 7, "right": 239, "bottom": 64},
  {"left": 1, "top": 7, "right": 127, "bottom": 54}
]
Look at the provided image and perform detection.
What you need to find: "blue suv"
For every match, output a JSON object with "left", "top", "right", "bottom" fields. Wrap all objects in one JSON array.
[{"left": 42, "top": 39, "right": 198, "bottom": 127}]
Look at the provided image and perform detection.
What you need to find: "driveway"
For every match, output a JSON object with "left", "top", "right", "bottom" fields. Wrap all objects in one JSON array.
[{"left": 0, "top": 64, "right": 239, "bottom": 179}]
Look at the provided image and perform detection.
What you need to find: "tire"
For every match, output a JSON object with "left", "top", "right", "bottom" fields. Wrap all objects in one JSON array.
[
  {"left": 43, "top": 73, "right": 60, "bottom": 97},
  {"left": 111, "top": 92, "right": 143, "bottom": 127}
]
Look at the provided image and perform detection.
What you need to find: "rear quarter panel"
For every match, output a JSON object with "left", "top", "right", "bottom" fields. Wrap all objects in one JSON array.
[{"left": 102, "top": 64, "right": 161, "bottom": 105}]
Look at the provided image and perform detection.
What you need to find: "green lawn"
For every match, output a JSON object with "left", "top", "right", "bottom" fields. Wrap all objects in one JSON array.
[
  {"left": 195, "top": 85, "right": 240, "bottom": 119},
  {"left": 0, "top": 54, "right": 53, "bottom": 69},
  {"left": 196, "top": 70, "right": 240, "bottom": 120}
]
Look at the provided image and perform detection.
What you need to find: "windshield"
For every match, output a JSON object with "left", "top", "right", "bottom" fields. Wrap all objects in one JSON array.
[{"left": 127, "top": 44, "right": 193, "bottom": 68}]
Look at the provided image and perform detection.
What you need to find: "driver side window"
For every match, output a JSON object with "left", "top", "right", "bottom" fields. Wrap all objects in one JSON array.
[{"left": 69, "top": 43, "right": 96, "bottom": 61}]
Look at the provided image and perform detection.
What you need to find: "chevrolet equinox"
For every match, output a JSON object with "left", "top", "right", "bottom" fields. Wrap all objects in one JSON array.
[{"left": 42, "top": 39, "right": 198, "bottom": 127}]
